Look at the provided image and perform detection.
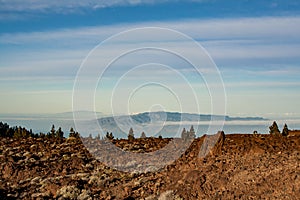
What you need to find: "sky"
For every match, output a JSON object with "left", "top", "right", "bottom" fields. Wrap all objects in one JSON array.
[{"left": 1, "top": 0, "right": 300, "bottom": 119}]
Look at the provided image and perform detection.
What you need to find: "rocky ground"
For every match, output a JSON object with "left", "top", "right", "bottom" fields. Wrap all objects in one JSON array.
[{"left": 0, "top": 133, "right": 300, "bottom": 199}]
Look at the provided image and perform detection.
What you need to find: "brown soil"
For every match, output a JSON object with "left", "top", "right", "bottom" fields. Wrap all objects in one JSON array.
[
  {"left": 290, "top": 130, "right": 300, "bottom": 136},
  {"left": 0, "top": 133, "right": 300, "bottom": 199}
]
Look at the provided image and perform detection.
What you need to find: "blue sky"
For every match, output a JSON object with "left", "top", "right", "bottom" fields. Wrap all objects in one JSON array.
[{"left": 1, "top": 0, "right": 300, "bottom": 118}]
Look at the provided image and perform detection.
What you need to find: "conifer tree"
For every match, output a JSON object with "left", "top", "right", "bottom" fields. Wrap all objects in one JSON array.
[
  {"left": 181, "top": 128, "right": 187, "bottom": 139},
  {"left": 282, "top": 124, "right": 289, "bottom": 136},
  {"left": 50, "top": 125, "right": 56, "bottom": 137},
  {"left": 69, "top": 127, "right": 75, "bottom": 137},
  {"left": 189, "top": 125, "right": 196, "bottom": 138},
  {"left": 109, "top": 132, "right": 114, "bottom": 140},
  {"left": 56, "top": 127, "right": 64, "bottom": 138},
  {"left": 95, "top": 133, "right": 101, "bottom": 140},
  {"left": 269, "top": 121, "right": 280, "bottom": 135},
  {"left": 106, "top": 132, "right": 114, "bottom": 140},
  {"left": 140, "top": 132, "right": 146, "bottom": 138},
  {"left": 128, "top": 127, "right": 134, "bottom": 140}
]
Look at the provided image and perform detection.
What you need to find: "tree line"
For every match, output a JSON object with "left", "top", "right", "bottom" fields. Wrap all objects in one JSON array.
[
  {"left": 0, "top": 122, "right": 79, "bottom": 139},
  {"left": 0, "top": 121, "right": 292, "bottom": 140},
  {"left": 103, "top": 125, "right": 196, "bottom": 141}
]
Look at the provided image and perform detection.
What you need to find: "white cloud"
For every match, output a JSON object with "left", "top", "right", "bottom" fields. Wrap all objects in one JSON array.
[
  {"left": 1, "top": 17, "right": 300, "bottom": 50},
  {"left": 1, "top": 16, "right": 300, "bottom": 76},
  {"left": 0, "top": 0, "right": 179, "bottom": 13},
  {"left": 224, "top": 81, "right": 300, "bottom": 88},
  {"left": 1, "top": 16, "right": 300, "bottom": 100}
]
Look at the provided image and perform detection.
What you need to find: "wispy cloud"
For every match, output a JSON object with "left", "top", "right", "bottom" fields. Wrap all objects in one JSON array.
[
  {"left": 1, "top": 16, "right": 300, "bottom": 114},
  {"left": 0, "top": 0, "right": 196, "bottom": 13},
  {"left": 1, "top": 16, "right": 300, "bottom": 77},
  {"left": 2, "top": 17, "right": 300, "bottom": 45}
]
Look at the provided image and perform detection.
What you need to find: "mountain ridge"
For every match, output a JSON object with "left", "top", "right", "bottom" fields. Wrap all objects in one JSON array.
[{"left": 98, "top": 111, "right": 266, "bottom": 125}]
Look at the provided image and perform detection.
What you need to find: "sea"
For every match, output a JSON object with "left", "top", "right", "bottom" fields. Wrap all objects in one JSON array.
[{"left": 1, "top": 114, "right": 300, "bottom": 138}]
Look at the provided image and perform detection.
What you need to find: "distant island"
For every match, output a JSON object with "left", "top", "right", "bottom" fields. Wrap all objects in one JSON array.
[
  {"left": 96, "top": 111, "right": 267, "bottom": 138},
  {"left": 98, "top": 111, "right": 266, "bottom": 125}
]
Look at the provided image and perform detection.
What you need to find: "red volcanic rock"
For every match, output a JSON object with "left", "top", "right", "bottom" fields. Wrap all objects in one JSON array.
[
  {"left": 0, "top": 133, "right": 299, "bottom": 199},
  {"left": 289, "top": 130, "right": 300, "bottom": 136}
]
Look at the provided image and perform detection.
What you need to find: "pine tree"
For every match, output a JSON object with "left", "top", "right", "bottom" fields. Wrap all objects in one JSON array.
[
  {"left": 106, "top": 132, "right": 110, "bottom": 139},
  {"left": 181, "top": 128, "right": 187, "bottom": 139},
  {"left": 128, "top": 127, "right": 134, "bottom": 140},
  {"left": 269, "top": 121, "right": 280, "bottom": 135},
  {"left": 74, "top": 132, "right": 80, "bottom": 138},
  {"left": 189, "top": 125, "right": 196, "bottom": 138},
  {"left": 56, "top": 127, "right": 64, "bottom": 138},
  {"left": 140, "top": 132, "right": 146, "bottom": 138},
  {"left": 50, "top": 125, "right": 56, "bottom": 137},
  {"left": 95, "top": 133, "right": 101, "bottom": 140},
  {"left": 0, "top": 122, "right": 10, "bottom": 137},
  {"left": 69, "top": 127, "right": 75, "bottom": 137},
  {"left": 13, "top": 126, "right": 22, "bottom": 138},
  {"left": 106, "top": 132, "right": 114, "bottom": 140},
  {"left": 282, "top": 124, "right": 289, "bottom": 136}
]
